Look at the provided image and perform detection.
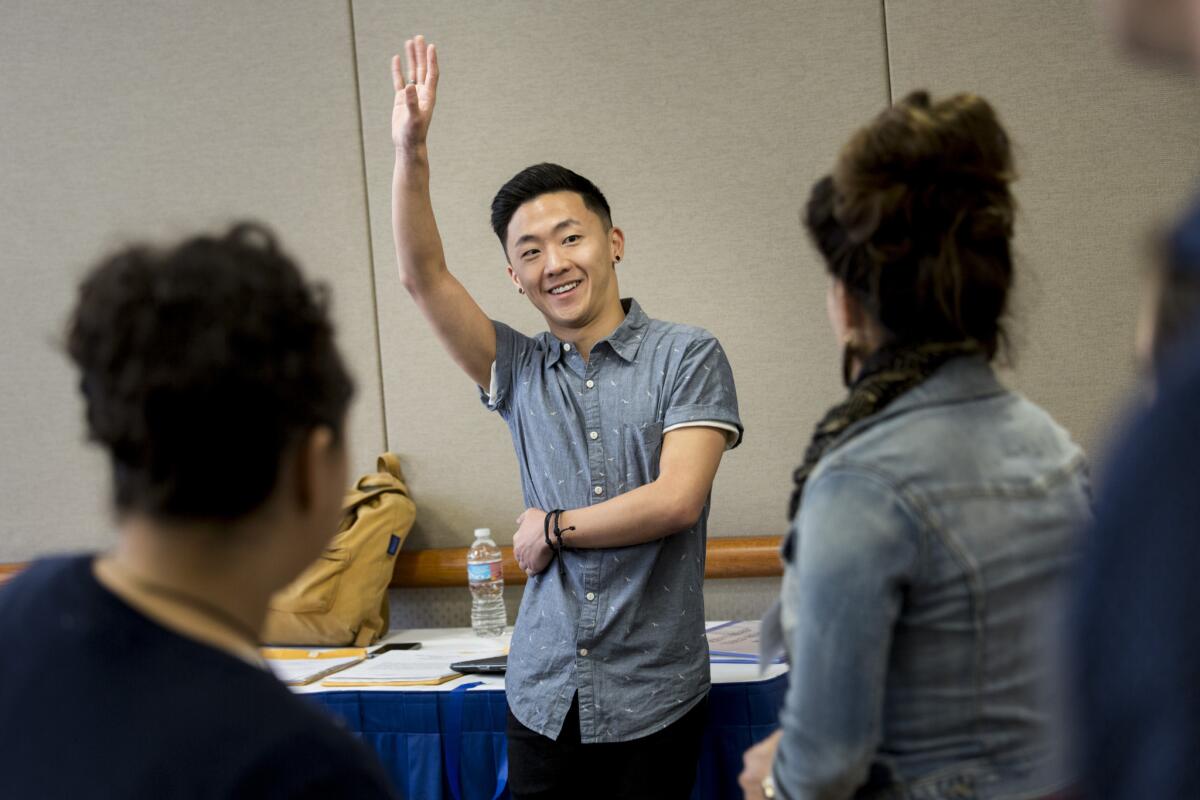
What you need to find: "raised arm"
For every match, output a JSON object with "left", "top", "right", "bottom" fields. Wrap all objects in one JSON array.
[{"left": 391, "top": 36, "right": 496, "bottom": 388}]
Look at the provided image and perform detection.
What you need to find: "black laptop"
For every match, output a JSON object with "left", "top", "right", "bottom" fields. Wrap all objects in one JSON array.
[{"left": 449, "top": 654, "right": 508, "bottom": 674}]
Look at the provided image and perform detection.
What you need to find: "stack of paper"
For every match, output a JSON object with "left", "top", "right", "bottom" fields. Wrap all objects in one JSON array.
[
  {"left": 320, "top": 650, "right": 462, "bottom": 687},
  {"left": 262, "top": 648, "right": 367, "bottom": 686},
  {"left": 706, "top": 620, "right": 785, "bottom": 665}
]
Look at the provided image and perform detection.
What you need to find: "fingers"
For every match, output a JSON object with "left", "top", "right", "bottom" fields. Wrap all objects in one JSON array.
[
  {"left": 414, "top": 34, "right": 427, "bottom": 84},
  {"left": 390, "top": 54, "right": 404, "bottom": 92},
  {"left": 397, "top": 36, "right": 437, "bottom": 95},
  {"left": 737, "top": 763, "right": 763, "bottom": 800},
  {"left": 403, "top": 83, "right": 419, "bottom": 113},
  {"left": 514, "top": 535, "right": 527, "bottom": 572},
  {"left": 427, "top": 44, "right": 439, "bottom": 90},
  {"left": 404, "top": 38, "right": 417, "bottom": 85}
]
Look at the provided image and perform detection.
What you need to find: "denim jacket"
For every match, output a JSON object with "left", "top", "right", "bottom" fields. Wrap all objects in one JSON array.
[{"left": 772, "top": 356, "right": 1090, "bottom": 800}]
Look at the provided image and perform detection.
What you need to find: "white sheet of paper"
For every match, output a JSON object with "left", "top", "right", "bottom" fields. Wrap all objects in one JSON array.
[
  {"left": 706, "top": 620, "right": 763, "bottom": 656},
  {"left": 266, "top": 655, "right": 362, "bottom": 685},
  {"left": 322, "top": 650, "right": 459, "bottom": 683}
]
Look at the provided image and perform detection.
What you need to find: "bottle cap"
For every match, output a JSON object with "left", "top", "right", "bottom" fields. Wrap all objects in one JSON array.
[{"left": 474, "top": 528, "right": 491, "bottom": 538}]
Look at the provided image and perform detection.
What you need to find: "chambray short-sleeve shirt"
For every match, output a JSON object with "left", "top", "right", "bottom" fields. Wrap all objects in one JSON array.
[{"left": 481, "top": 298, "right": 742, "bottom": 743}]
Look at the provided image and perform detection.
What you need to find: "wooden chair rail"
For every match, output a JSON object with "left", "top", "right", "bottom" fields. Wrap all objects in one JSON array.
[
  {"left": 392, "top": 535, "right": 783, "bottom": 588},
  {"left": 0, "top": 536, "right": 783, "bottom": 590},
  {"left": 0, "top": 562, "right": 23, "bottom": 588}
]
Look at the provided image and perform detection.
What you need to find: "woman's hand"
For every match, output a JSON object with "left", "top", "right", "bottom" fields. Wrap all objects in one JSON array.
[{"left": 739, "top": 729, "right": 782, "bottom": 799}]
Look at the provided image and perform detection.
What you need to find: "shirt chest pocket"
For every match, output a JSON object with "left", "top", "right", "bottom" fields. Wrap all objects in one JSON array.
[{"left": 617, "top": 421, "right": 663, "bottom": 494}]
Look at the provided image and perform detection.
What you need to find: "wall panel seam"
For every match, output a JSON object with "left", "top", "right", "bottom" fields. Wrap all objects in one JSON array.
[
  {"left": 347, "top": 0, "right": 390, "bottom": 452},
  {"left": 881, "top": 0, "right": 894, "bottom": 104}
]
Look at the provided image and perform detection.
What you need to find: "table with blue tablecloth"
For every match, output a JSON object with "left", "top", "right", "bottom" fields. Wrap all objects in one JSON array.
[{"left": 293, "top": 627, "right": 787, "bottom": 800}]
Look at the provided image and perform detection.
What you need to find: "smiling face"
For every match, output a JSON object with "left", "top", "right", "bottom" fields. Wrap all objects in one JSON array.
[{"left": 504, "top": 191, "right": 625, "bottom": 341}]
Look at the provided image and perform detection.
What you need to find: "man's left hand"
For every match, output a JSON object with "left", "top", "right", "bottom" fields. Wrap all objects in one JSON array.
[{"left": 513, "top": 508, "right": 554, "bottom": 576}]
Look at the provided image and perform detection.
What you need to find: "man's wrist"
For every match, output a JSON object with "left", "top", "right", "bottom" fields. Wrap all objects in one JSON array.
[
  {"left": 394, "top": 141, "right": 428, "bottom": 162},
  {"left": 552, "top": 509, "right": 576, "bottom": 549},
  {"left": 543, "top": 510, "right": 555, "bottom": 552}
]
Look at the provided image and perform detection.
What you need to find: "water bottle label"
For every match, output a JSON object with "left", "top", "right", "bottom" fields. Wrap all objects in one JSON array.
[{"left": 468, "top": 562, "right": 501, "bottom": 582}]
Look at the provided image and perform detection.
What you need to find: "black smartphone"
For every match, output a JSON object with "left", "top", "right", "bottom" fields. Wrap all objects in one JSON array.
[{"left": 369, "top": 642, "right": 422, "bottom": 655}]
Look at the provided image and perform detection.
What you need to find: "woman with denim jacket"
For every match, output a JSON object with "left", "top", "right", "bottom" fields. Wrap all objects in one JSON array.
[{"left": 740, "top": 92, "right": 1091, "bottom": 800}]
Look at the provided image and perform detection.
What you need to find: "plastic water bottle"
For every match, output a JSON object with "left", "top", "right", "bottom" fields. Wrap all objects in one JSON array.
[{"left": 467, "top": 528, "right": 506, "bottom": 637}]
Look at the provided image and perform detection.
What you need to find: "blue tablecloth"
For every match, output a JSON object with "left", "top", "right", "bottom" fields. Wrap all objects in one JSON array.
[{"left": 307, "top": 674, "right": 786, "bottom": 800}]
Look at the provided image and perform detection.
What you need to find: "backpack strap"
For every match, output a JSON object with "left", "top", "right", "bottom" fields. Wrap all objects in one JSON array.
[
  {"left": 340, "top": 486, "right": 407, "bottom": 515},
  {"left": 349, "top": 453, "right": 411, "bottom": 502},
  {"left": 377, "top": 452, "right": 404, "bottom": 480}
]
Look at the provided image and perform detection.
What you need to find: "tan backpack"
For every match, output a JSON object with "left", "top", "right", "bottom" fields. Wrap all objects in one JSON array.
[{"left": 261, "top": 453, "right": 416, "bottom": 646}]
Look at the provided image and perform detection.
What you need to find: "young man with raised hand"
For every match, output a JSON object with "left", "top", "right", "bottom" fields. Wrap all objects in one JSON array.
[{"left": 390, "top": 36, "right": 743, "bottom": 799}]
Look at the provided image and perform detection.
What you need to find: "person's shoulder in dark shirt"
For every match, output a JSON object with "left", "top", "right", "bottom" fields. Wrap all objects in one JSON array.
[
  {"left": 1073, "top": 321, "right": 1200, "bottom": 800},
  {"left": 0, "top": 555, "right": 398, "bottom": 799}
]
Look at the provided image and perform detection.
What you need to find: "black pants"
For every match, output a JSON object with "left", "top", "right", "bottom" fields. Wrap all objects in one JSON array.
[{"left": 506, "top": 693, "right": 709, "bottom": 800}]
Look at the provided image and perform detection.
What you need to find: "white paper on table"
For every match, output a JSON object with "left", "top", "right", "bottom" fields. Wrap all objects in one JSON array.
[
  {"left": 705, "top": 620, "right": 763, "bottom": 656},
  {"left": 321, "top": 650, "right": 461, "bottom": 684},
  {"left": 264, "top": 653, "right": 364, "bottom": 685}
]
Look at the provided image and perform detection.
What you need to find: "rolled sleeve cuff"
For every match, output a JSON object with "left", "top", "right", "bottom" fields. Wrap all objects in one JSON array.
[
  {"left": 479, "top": 360, "right": 500, "bottom": 411},
  {"left": 663, "top": 404, "right": 743, "bottom": 449},
  {"left": 478, "top": 320, "right": 513, "bottom": 412}
]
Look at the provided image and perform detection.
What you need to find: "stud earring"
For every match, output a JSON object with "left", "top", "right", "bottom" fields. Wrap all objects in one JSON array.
[{"left": 518, "top": 287, "right": 525, "bottom": 295}]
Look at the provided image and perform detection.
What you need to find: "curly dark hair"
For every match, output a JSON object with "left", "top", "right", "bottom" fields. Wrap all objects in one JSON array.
[
  {"left": 808, "top": 90, "right": 1016, "bottom": 359},
  {"left": 66, "top": 222, "right": 354, "bottom": 520}
]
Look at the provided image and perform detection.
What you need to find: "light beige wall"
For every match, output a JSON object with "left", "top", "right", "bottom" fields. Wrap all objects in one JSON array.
[
  {"left": 2, "top": 2, "right": 1197, "bottom": 624},
  {"left": 0, "top": 1, "right": 385, "bottom": 560},
  {"left": 884, "top": 0, "right": 1200, "bottom": 460},
  {"left": 352, "top": 0, "right": 890, "bottom": 553}
]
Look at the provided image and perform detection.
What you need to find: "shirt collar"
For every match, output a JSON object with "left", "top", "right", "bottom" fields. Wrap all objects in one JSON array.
[
  {"left": 605, "top": 298, "right": 650, "bottom": 362},
  {"left": 544, "top": 298, "right": 649, "bottom": 368},
  {"left": 830, "top": 355, "right": 1005, "bottom": 449}
]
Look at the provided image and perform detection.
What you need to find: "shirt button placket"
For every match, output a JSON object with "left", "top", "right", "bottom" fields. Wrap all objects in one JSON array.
[
  {"left": 578, "top": 357, "right": 605, "bottom": 741},
  {"left": 582, "top": 359, "right": 606, "bottom": 506}
]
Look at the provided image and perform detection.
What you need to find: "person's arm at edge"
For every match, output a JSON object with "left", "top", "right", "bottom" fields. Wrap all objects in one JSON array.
[
  {"left": 511, "top": 425, "right": 728, "bottom": 574},
  {"left": 768, "top": 468, "right": 917, "bottom": 799},
  {"left": 391, "top": 36, "right": 495, "bottom": 389}
]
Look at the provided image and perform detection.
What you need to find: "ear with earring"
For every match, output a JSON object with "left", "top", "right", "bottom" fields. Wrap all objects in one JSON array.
[{"left": 841, "top": 334, "right": 866, "bottom": 388}]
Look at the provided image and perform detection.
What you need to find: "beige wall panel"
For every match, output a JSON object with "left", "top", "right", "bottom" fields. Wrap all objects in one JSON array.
[
  {"left": 353, "top": 0, "right": 890, "bottom": 550},
  {"left": 0, "top": 1, "right": 383, "bottom": 559},
  {"left": 884, "top": 0, "right": 1200, "bottom": 456}
]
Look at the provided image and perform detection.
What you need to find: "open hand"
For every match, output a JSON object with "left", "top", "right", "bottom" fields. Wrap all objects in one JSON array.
[
  {"left": 390, "top": 35, "right": 438, "bottom": 151},
  {"left": 512, "top": 508, "right": 554, "bottom": 577}
]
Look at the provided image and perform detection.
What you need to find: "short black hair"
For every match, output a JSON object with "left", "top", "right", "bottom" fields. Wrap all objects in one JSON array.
[
  {"left": 66, "top": 222, "right": 354, "bottom": 521},
  {"left": 490, "top": 163, "right": 612, "bottom": 253}
]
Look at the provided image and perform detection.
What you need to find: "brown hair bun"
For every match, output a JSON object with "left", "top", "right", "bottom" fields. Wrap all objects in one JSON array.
[{"left": 819, "top": 91, "right": 1016, "bottom": 358}]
